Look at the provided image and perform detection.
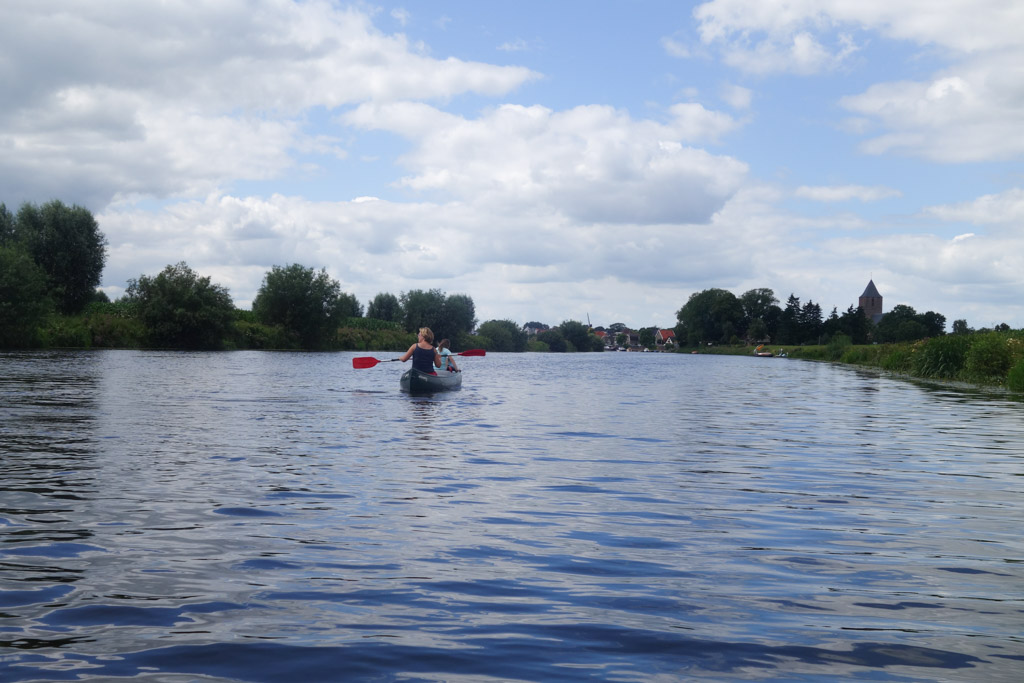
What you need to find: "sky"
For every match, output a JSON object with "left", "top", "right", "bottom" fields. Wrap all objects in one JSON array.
[{"left": 2, "top": 0, "right": 1023, "bottom": 331}]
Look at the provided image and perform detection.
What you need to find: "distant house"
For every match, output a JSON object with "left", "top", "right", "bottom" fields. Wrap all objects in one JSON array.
[
  {"left": 859, "top": 280, "right": 884, "bottom": 324},
  {"left": 655, "top": 329, "right": 676, "bottom": 347}
]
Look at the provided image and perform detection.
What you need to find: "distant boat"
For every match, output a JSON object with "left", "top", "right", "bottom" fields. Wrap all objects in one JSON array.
[{"left": 754, "top": 344, "right": 774, "bottom": 357}]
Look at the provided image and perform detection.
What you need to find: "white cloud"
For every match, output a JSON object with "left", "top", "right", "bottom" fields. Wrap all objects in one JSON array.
[
  {"left": 390, "top": 8, "right": 411, "bottom": 27},
  {"left": 691, "top": 1, "right": 1024, "bottom": 164},
  {"left": 345, "top": 101, "right": 747, "bottom": 224},
  {"left": 922, "top": 187, "right": 1024, "bottom": 225},
  {"left": 795, "top": 185, "right": 901, "bottom": 202},
  {"left": 498, "top": 39, "right": 531, "bottom": 52},
  {"left": 840, "top": 50, "right": 1024, "bottom": 162},
  {"left": 661, "top": 36, "right": 691, "bottom": 58},
  {"left": 693, "top": 0, "right": 1024, "bottom": 67},
  {"left": 720, "top": 83, "right": 752, "bottom": 110},
  {"left": 0, "top": 1, "right": 538, "bottom": 208}
]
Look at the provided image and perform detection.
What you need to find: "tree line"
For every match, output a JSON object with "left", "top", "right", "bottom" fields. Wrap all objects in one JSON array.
[
  {"left": 1, "top": 200, "right": 606, "bottom": 352},
  {"left": 675, "top": 287, "right": 960, "bottom": 348},
  {"left": 3, "top": 199, "right": 1010, "bottom": 354}
]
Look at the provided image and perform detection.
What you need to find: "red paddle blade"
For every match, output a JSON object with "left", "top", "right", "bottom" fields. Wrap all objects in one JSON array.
[
  {"left": 352, "top": 357, "right": 380, "bottom": 369},
  {"left": 457, "top": 349, "right": 486, "bottom": 357}
]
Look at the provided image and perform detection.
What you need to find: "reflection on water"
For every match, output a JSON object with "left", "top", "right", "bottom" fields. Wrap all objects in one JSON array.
[{"left": 1, "top": 350, "right": 1022, "bottom": 681}]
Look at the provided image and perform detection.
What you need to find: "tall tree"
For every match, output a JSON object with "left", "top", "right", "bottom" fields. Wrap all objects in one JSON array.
[
  {"left": 366, "top": 292, "right": 402, "bottom": 322},
  {"left": 639, "top": 326, "right": 658, "bottom": 349},
  {"left": 799, "top": 300, "right": 824, "bottom": 344},
  {"left": 399, "top": 289, "right": 446, "bottom": 334},
  {"left": 438, "top": 293, "right": 477, "bottom": 343},
  {"left": 918, "top": 310, "right": 947, "bottom": 337},
  {"left": 14, "top": 200, "right": 107, "bottom": 314},
  {"left": 952, "top": 319, "right": 972, "bottom": 335},
  {"left": 0, "top": 246, "right": 50, "bottom": 347},
  {"left": 559, "top": 319, "right": 594, "bottom": 351},
  {"left": 477, "top": 319, "right": 527, "bottom": 352},
  {"left": 537, "top": 328, "right": 567, "bottom": 352},
  {"left": 253, "top": 264, "right": 355, "bottom": 349},
  {"left": 739, "top": 288, "right": 779, "bottom": 340},
  {"left": 676, "top": 288, "right": 744, "bottom": 346},
  {"left": 0, "top": 203, "right": 14, "bottom": 244},
  {"left": 775, "top": 294, "right": 801, "bottom": 345},
  {"left": 399, "top": 289, "right": 476, "bottom": 343},
  {"left": 125, "top": 262, "right": 235, "bottom": 349}
]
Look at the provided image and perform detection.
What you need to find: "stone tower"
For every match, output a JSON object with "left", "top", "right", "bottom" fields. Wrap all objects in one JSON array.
[{"left": 859, "top": 280, "right": 883, "bottom": 323}]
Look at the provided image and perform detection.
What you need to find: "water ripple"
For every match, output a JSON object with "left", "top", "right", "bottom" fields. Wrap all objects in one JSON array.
[{"left": 0, "top": 350, "right": 1021, "bottom": 681}]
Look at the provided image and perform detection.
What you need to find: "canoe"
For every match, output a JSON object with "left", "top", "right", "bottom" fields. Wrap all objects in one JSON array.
[{"left": 400, "top": 368, "right": 462, "bottom": 393}]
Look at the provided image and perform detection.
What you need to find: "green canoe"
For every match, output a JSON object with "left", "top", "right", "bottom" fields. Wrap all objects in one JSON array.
[{"left": 400, "top": 368, "right": 463, "bottom": 393}]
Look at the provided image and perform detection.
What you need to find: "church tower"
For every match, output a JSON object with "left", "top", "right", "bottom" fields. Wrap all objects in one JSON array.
[{"left": 859, "top": 280, "right": 883, "bottom": 323}]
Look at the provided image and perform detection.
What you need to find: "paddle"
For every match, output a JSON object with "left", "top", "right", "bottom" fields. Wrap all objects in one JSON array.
[
  {"left": 352, "top": 357, "right": 401, "bottom": 369},
  {"left": 352, "top": 348, "right": 485, "bottom": 369}
]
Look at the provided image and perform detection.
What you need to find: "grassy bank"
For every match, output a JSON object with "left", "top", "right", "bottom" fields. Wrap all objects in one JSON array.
[{"left": 685, "top": 331, "right": 1024, "bottom": 392}]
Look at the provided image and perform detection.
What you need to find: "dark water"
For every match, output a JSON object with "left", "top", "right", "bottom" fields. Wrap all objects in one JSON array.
[{"left": 1, "top": 350, "right": 1022, "bottom": 682}]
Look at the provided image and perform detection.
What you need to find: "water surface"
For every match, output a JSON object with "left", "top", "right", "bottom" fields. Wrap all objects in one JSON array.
[{"left": 1, "top": 350, "right": 1022, "bottom": 681}]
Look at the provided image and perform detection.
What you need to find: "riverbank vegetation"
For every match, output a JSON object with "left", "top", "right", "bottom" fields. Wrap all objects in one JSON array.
[{"left": 694, "top": 331, "right": 1024, "bottom": 391}]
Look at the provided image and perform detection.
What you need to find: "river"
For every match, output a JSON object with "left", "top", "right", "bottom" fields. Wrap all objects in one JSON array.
[{"left": 1, "top": 350, "right": 1022, "bottom": 681}]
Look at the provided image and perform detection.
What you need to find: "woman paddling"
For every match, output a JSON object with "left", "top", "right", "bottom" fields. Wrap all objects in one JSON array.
[{"left": 399, "top": 327, "right": 441, "bottom": 375}]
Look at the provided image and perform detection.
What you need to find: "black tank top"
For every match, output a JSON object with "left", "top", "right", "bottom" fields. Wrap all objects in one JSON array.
[{"left": 412, "top": 346, "right": 436, "bottom": 373}]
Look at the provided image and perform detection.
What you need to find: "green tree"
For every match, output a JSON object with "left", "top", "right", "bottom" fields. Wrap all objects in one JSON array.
[
  {"left": 747, "top": 317, "right": 768, "bottom": 342},
  {"left": 477, "top": 319, "right": 527, "bottom": 352},
  {"left": 399, "top": 289, "right": 476, "bottom": 343},
  {"left": 875, "top": 304, "right": 942, "bottom": 343},
  {"left": 366, "top": 292, "right": 402, "bottom": 322},
  {"left": 676, "top": 288, "right": 744, "bottom": 346},
  {"left": 336, "top": 291, "right": 363, "bottom": 319},
  {"left": 918, "top": 310, "right": 947, "bottom": 337},
  {"left": 739, "top": 288, "right": 779, "bottom": 340},
  {"left": 253, "top": 264, "right": 356, "bottom": 349},
  {"left": 840, "top": 305, "right": 873, "bottom": 345},
  {"left": 14, "top": 200, "right": 107, "bottom": 315},
  {"left": 799, "top": 300, "right": 824, "bottom": 344},
  {"left": 438, "top": 293, "right": 477, "bottom": 343},
  {"left": 537, "top": 328, "right": 567, "bottom": 352},
  {"left": 559, "top": 320, "right": 593, "bottom": 352},
  {"left": 0, "top": 245, "right": 51, "bottom": 347},
  {"left": 125, "top": 262, "right": 235, "bottom": 349},
  {"left": 0, "top": 203, "right": 14, "bottom": 244},
  {"left": 952, "top": 319, "right": 972, "bottom": 335},
  {"left": 400, "top": 289, "right": 446, "bottom": 333},
  {"left": 775, "top": 294, "right": 801, "bottom": 345},
  {"left": 639, "top": 326, "right": 657, "bottom": 349}
]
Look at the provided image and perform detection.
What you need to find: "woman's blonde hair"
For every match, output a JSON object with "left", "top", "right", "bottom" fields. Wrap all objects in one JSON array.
[{"left": 418, "top": 327, "right": 434, "bottom": 343}]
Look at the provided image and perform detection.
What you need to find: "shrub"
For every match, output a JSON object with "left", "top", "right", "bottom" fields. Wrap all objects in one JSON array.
[
  {"left": 39, "top": 315, "right": 92, "bottom": 348},
  {"left": 1007, "top": 359, "right": 1024, "bottom": 392},
  {"left": 912, "top": 334, "right": 971, "bottom": 379},
  {"left": 826, "top": 334, "right": 852, "bottom": 361},
  {"left": 87, "top": 313, "right": 146, "bottom": 348},
  {"left": 880, "top": 348, "right": 913, "bottom": 373},
  {"left": 334, "top": 326, "right": 414, "bottom": 352},
  {"left": 963, "top": 333, "right": 1014, "bottom": 384},
  {"left": 839, "top": 346, "right": 873, "bottom": 364},
  {"left": 232, "top": 320, "right": 298, "bottom": 350}
]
